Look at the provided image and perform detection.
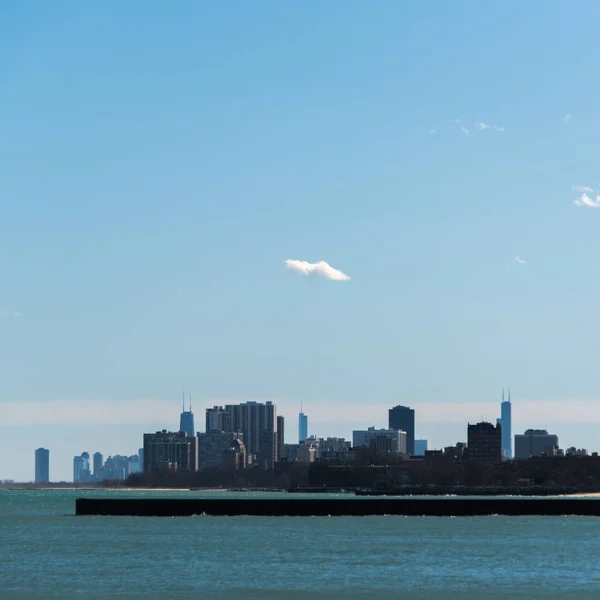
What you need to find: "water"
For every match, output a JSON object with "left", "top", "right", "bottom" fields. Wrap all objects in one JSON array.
[{"left": 2, "top": 489, "right": 600, "bottom": 599}]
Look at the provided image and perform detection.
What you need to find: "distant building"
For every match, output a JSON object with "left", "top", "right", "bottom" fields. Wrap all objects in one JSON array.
[
  {"left": 138, "top": 448, "right": 144, "bottom": 472},
  {"left": 566, "top": 447, "right": 588, "bottom": 456},
  {"left": 284, "top": 444, "right": 300, "bottom": 462},
  {"left": 93, "top": 452, "right": 103, "bottom": 478},
  {"left": 497, "top": 389, "right": 512, "bottom": 459},
  {"left": 143, "top": 430, "right": 198, "bottom": 473},
  {"left": 222, "top": 438, "right": 247, "bottom": 470},
  {"left": 179, "top": 394, "right": 195, "bottom": 438},
  {"left": 197, "top": 430, "right": 244, "bottom": 469},
  {"left": 205, "top": 406, "right": 231, "bottom": 432},
  {"left": 352, "top": 427, "right": 407, "bottom": 455},
  {"left": 389, "top": 405, "right": 415, "bottom": 455},
  {"left": 35, "top": 448, "right": 49, "bottom": 484},
  {"left": 467, "top": 422, "right": 502, "bottom": 462},
  {"left": 277, "top": 415, "right": 285, "bottom": 461},
  {"left": 414, "top": 440, "right": 428, "bottom": 456},
  {"left": 299, "top": 411, "right": 308, "bottom": 443},
  {"left": 297, "top": 443, "right": 317, "bottom": 464},
  {"left": 73, "top": 452, "right": 91, "bottom": 483},
  {"left": 514, "top": 430, "right": 559, "bottom": 460}
]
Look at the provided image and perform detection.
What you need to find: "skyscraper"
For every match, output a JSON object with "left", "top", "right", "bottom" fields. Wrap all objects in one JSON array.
[
  {"left": 35, "top": 448, "right": 49, "bottom": 484},
  {"left": 467, "top": 422, "right": 502, "bottom": 462},
  {"left": 73, "top": 452, "right": 91, "bottom": 483},
  {"left": 206, "top": 406, "right": 231, "bottom": 432},
  {"left": 93, "top": 452, "right": 103, "bottom": 478},
  {"left": 143, "top": 430, "right": 198, "bottom": 473},
  {"left": 299, "top": 410, "right": 308, "bottom": 443},
  {"left": 498, "top": 389, "right": 512, "bottom": 460},
  {"left": 277, "top": 415, "right": 285, "bottom": 461},
  {"left": 388, "top": 405, "right": 415, "bottom": 455},
  {"left": 179, "top": 392, "right": 195, "bottom": 438}
]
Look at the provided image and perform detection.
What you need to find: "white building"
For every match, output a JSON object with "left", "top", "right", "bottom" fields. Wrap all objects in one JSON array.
[{"left": 352, "top": 427, "right": 407, "bottom": 455}]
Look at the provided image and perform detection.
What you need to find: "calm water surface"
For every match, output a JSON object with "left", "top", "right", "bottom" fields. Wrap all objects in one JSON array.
[{"left": 1, "top": 489, "right": 599, "bottom": 599}]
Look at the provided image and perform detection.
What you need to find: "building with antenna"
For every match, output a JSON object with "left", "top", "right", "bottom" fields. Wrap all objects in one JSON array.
[
  {"left": 497, "top": 389, "right": 512, "bottom": 460},
  {"left": 179, "top": 391, "right": 195, "bottom": 438},
  {"left": 299, "top": 406, "right": 308, "bottom": 444}
]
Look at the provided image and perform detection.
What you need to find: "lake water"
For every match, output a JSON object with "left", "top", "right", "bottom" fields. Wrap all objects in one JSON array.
[{"left": 1, "top": 489, "right": 600, "bottom": 599}]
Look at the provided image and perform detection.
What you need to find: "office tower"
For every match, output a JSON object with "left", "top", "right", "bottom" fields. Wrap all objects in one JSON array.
[
  {"left": 35, "top": 448, "right": 50, "bottom": 484},
  {"left": 143, "top": 430, "right": 198, "bottom": 473},
  {"left": 497, "top": 389, "right": 512, "bottom": 459},
  {"left": 414, "top": 440, "right": 428, "bottom": 456},
  {"left": 514, "top": 429, "right": 559, "bottom": 460},
  {"left": 138, "top": 448, "right": 144, "bottom": 472},
  {"left": 73, "top": 452, "right": 91, "bottom": 483},
  {"left": 352, "top": 427, "right": 407, "bottom": 455},
  {"left": 179, "top": 392, "right": 195, "bottom": 438},
  {"left": 93, "top": 452, "right": 103, "bottom": 478},
  {"left": 224, "top": 401, "right": 277, "bottom": 468},
  {"left": 206, "top": 406, "right": 231, "bottom": 432},
  {"left": 388, "top": 405, "right": 415, "bottom": 455},
  {"left": 299, "top": 411, "right": 308, "bottom": 443},
  {"left": 467, "top": 422, "right": 502, "bottom": 462},
  {"left": 276, "top": 415, "right": 285, "bottom": 461}
]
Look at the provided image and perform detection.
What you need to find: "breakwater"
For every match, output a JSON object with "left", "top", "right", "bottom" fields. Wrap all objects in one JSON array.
[{"left": 75, "top": 497, "right": 600, "bottom": 517}]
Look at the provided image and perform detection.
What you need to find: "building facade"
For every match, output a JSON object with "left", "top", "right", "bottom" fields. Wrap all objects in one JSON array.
[
  {"left": 467, "top": 422, "right": 502, "bottom": 462},
  {"left": 206, "top": 406, "right": 231, "bottom": 432},
  {"left": 35, "top": 448, "right": 49, "bottom": 484},
  {"left": 143, "top": 430, "right": 198, "bottom": 473},
  {"left": 497, "top": 390, "right": 512, "bottom": 459},
  {"left": 93, "top": 452, "right": 103, "bottom": 478},
  {"left": 73, "top": 452, "right": 91, "bottom": 483},
  {"left": 197, "top": 430, "right": 244, "bottom": 469},
  {"left": 388, "top": 405, "right": 415, "bottom": 455},
  {"left": 414, "top": 440, "right": 428, "bottom": 456},
  {"left": 514, "top": 429, "right": 559, "bottom": 460},
  {"left": 352, "top": 427, "right": 407, "bottom": 455},
  {"left": 276, "top": 415, "right": 285, "bottom": 461}
]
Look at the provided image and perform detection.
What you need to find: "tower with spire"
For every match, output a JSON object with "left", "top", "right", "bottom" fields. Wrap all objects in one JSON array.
[
  {"left": 179, "top": 390, "right": 195, "bottom": 438},
  {"left": 298, "top": 400, "right": 308, "bottom": 443}
]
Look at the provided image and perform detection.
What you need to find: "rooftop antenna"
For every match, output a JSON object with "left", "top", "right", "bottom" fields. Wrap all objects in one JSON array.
[
  {"left": 508, "top": 386, "right": 511, "bottom": 402},
  {"left": 182, "top": 390, "right": 185, "bottom": 412},
  {"left": 301, "top": 399, "right": 303, "bottom": 414},
  {"left": 189, "top": 394, "right": 192, "bottom": 412},
  {"left": 502, "top": 388, "right": 505, "bottom": 403}
]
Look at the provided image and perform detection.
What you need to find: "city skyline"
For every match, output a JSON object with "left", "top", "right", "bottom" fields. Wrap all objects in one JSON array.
[
  {"left": 3, "top": 2, "right": 600, "bottom": 482},
  {"left": 12, "top": 390, "right": 599, "bottom": 483}
]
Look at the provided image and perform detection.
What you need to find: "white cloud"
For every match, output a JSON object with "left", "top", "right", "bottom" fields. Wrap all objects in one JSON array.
[
  {"left": 561, "top": 114, "right": 572, "bottom": 123},
  {"left": 0, "top": 310, "right": 21, "bottom": 318},
  {"left": 492, "top": 125, "right": 505, "bottom": 132},
  {"left": 572, "top": 185, "right": 594, "bottom": 193},
  {"left": 574, "top": 193, "right": 600, "bottom": 208},
  {"left": 452, "top": 118, "right": 460, "bottom": 124},
  {"left": 460, "top": 127, "right": 469, "bottom": 136},
  {"left": 514, "top": 257, "right": 527, "bottom": 265},
  {"left": 285, "top": 259, "right": 351, "bottom": 281},
  {"left": 428, "top": 129, "right": 437, "bottom": 135},
  {"left": 475, "top": 121, "right": 489, "bottom": 130}
]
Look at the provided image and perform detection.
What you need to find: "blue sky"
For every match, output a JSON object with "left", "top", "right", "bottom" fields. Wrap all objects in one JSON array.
[{"left": 2, "top": 1, "right": 600, "bottom": 481}]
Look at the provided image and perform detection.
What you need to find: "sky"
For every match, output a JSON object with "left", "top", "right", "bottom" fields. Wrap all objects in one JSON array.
[{"left": 2, "top": 1, "right": 600, "bottom": 481}]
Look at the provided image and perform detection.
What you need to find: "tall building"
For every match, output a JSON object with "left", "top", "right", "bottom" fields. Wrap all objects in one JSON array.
[
  {"left": 206, "top": 406, "right": 231, "bottom": 432},
  {"left": 138, "top": 448, "right": 144, "bottom": 472},
  {"left": 179, "top": 393, "right": 195, "bottom": 438},
  {"left": 388, "top": 405, "right": 415, "bottom": 455},
  {"left": 352, "top": 427, "right": 407, "bottom": 455},
  {"left": 93, "top": 452, "right": 103, "bottom": 478},
  {"left": 35, "top": 448, "right": 49, "bottom": 484},
  {"left": 414, "top": 440, "right": 428, "bottom": 456},
  {"left": 299, "top": 411, "right": 308, "bottom": 443},
  {"left": 224, "top": 401, "right": 277, "bottom": 468},
  {"left": 514, "top": 429, "right": 559, "bottom": 460},
  {"left": 73, "top": 452, "right": 91, "bottom": 483},
  {"left": 276, "top": 415, "right": 285, "bottom": 461},
  {"left": 143, "top": 430, "right": 198, "bottom": 473},
  {"left": 497, "top": 389, "right": 512, "bottom": 459},
  {"left": 467, "top": 422, "right": 502, "bottom": 462},
  {"left": 197, "top": 430, "right": 244, "bottom": 469}
]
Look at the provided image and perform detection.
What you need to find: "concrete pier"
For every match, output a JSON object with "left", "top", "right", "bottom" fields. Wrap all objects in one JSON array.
[{"left": 75, "top": 497, "right": 600, "bottom": 517}]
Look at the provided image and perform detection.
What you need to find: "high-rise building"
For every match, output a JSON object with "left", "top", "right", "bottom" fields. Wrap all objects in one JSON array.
[
  {"left": 497, "top": 389, "right": 512, "bottom": 459},
  {"left": 414, "top": 440, "right": 428, "bottom": 456},
  {"left": 388, "top": 405, "right": 415, "bottom": 455},
  {"left": 179, "top": 393, "right": 195, "bottom": 438},
  {"left": 73, "top": 452, "right": 91, "bottom": 483},
  {"left": 299, "top": 411, "right": 308, "bottom": 443},
  {"left": 138, "top": 448, "right": 144, "bottom": 472},
  {"left": 197, "top": 430, "right": 244, "bottom": 469},
  {"left": 143, "top": 430, "right": 198, "bottom": 473},
  {"left": 93, "top": 452, "right": 103, "bottom": 478},
  {"left": 35, "top": 448, "right": 49, "bottom": 484},
  {"left": 206, "top": 406, "right": 231, "bottom": 432},
  {"left": 467, "top": 422, "right": 502, "bottom": 462},
  {"left": 514, "top": 429, "right": 559, "bottom": 460},
  {"left": 276, "top": 415, "right": 285, "bottom": 461},
  {"left": 224, "top": 401, "right": 277, "bottom": 468},
  {"left": 352, "top": 427, "right": 407, "bottom": 455}
]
